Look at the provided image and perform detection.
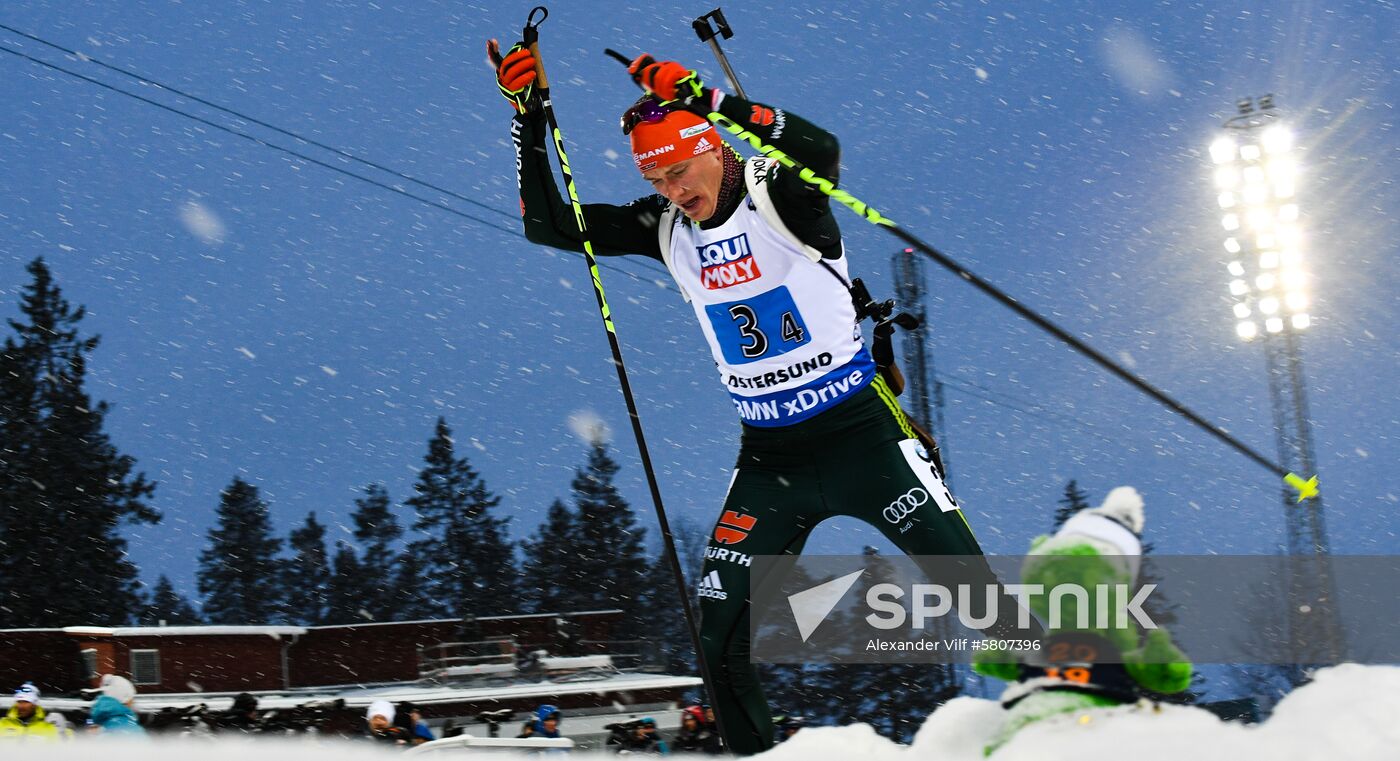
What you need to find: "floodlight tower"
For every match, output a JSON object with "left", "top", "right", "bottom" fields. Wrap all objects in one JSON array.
[
  {"left": 892, "top": 247, "right": 951, "bottom": 487},
  {"left": 1208, "top": 95, "right": 1344, "bottom": 669}
]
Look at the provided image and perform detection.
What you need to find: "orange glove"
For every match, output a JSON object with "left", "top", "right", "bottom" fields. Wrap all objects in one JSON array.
[
  {"left": 628, "top": 54, "right": 707, "bottom": 104},
  {"left": 488, "top": 39, "right": 539, "bottom": 113}
]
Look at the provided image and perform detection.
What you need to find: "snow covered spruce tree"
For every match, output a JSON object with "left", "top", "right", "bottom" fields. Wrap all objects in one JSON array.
[
  {"left": 283, "top": 511, "right": 331, "bottom": 625},
  {"left": 197, "top": 476, "right": 285, "bottom": 624},
  {"left": 637, "top": 547, "right": 695, "bottom": 674},
  {"left": 351, "top": 483, "right": 403, "bottom": 620},
  {"left": 324, "top": 541, "right": 368, "bottom": 624},
  {"left": 0, "top": 258, "right": 159, "bottom": 628},
  {"left": 566, "top": 441, "right": 649, "bottom": 629},
  {"left": 320, "top": 484, "right": 407, "bottom": 624},
  {"left": 403, "top": 418, "right": 516, "bottom": 618},
  {"left": 139, "top": 575, "right": 202, "bottom": 626},
  {"left": 520, "top": 499, "right": 585, "bottom": 613}
]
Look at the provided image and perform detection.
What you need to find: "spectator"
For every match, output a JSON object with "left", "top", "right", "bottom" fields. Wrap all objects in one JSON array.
[
  {"left": 671, "top": 706, "right": 720, "bottom": 754},
  {"left": 0, "top": 683, "right": 60, "bottom": 741},
  {"left": 46, "top": 711, "right": 76, "bottom": 741},
  {"left": 515, "top": 719, "right": 535, "bottom": 739},
  {"left": 628, "top": 717, "right": 669, "bottom": 755},
  {"left": 395, "top": 701, "right": 433, "bottom": 745},
  {"left": 529, "top": 704, "right": 561, "bottom": 739},
  {"left": 364, "top": 700, "right": 413, "bottom": 745},
  {"left": 224, "top": 692, "right": 261, "bottom": 732},
  {"left": 87, "top": 675, "right": 145, "bottom": 735}
]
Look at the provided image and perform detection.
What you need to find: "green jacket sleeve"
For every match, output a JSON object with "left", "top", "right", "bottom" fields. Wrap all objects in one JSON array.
[{"left": 513, "top": 112, "right": 666, "bottom": 261}]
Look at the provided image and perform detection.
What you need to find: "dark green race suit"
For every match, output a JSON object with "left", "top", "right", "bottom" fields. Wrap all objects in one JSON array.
[{"left": 511, "top": 92, "right": 1037, "bottom": 754}]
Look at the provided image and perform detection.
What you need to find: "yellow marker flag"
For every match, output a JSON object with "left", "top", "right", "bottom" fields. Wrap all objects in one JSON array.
[{"left": 1285, "top": 473, "right": 1320, "bottom": 503}]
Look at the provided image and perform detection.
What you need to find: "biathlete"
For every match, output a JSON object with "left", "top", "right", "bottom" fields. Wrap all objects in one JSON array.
[{"left": 489, "top": 42, "right": 1039, "bottom": 754}]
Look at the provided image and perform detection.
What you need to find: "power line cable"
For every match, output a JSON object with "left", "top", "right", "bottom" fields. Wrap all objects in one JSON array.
[
  {"left": 940, "top": 378, "right": 1121, "bottom": 448},
  {"left": 0, "top": 22, "right": 516, "bottom": 222},
  {"left": 0, "top": 40, "right": 675, "bottom": 293}
]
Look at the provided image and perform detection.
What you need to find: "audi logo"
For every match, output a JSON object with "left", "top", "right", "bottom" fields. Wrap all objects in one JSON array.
[{"left": 883, "top": 488, "right": 929, "bottom": 524}]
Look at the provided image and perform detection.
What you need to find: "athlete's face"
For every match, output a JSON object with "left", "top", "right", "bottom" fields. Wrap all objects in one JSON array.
[{"left": 641, "top": 151, "right": 724, "bottom": 222}]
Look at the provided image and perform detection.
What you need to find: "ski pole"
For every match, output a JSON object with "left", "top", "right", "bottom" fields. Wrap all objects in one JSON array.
[
  {"left": 602, "top": 46, "right": 1317, "bottom": 503},
  {"left": 692, "top": 10, "right": 747, "bottom": 99},
  {"left": 520, "top": 8, "right": 733, "bottom": 744}
]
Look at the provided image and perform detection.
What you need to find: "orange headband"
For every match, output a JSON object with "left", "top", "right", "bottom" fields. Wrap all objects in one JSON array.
[{"left": 629, "top": 110, "right": 718, "bottom": 171}]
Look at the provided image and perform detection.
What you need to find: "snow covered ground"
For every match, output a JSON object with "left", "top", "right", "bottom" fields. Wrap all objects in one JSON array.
[{"left": 20, "top": 665, "right": 1399, "bottom": 760}]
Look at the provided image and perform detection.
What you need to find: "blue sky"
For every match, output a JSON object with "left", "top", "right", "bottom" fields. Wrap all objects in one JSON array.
[{"left": 1, "top": 1, "right": 1395, "bottom": 601}]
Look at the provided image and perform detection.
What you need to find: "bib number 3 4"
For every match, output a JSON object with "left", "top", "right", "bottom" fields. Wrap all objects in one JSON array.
[{"left": 706, "top": 286, "right": 811, "bottom": 364}]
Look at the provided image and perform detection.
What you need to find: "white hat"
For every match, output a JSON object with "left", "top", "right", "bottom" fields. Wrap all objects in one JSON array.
[
  {"left": 97, "top": 674, "right": 137, "bottom": 704},
  {"left": 13, "top": 683, "right": 40, "bottom": 705},
  {"left": 366, "top": 700, "right": 395, "bottom": 723}
]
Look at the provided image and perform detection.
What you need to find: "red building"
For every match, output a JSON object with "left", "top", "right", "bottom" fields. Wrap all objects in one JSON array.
[
  {"left": 1, "top": 610, "right": 701, "bottom": 746},
  {"left": 1, "top": 610, "right": 633, "bottom": 695}
]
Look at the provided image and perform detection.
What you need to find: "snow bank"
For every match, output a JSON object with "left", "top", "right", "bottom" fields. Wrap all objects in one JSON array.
[{"left": 19, "top": 665, "right": 1400, "bottom": 760}]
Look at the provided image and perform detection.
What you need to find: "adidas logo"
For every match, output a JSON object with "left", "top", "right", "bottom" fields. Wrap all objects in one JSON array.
[
  {"left": 697, "top": 569, "right": 728, "bottom": 600},
  {"left": 692, "top": 137, "right": 713, "bottom": 155}
]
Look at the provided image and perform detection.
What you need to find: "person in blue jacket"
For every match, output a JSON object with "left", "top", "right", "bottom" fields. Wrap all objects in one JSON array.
[
  {"left": 531, "top": 704, "right": 561, "bottom": 739},
  {"left": 86, "top": 675, "right": 145, "bottom": 736}
]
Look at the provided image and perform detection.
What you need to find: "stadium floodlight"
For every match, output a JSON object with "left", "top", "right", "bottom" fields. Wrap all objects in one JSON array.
[
  {"left": 1209, "top": 112, "right": 1312, "bottom": 342},
  {"left": 1210, "top": 96, "right": 1343, "bottom": 667},
  {"left": 1215, "top": 166, "right": 1239, "bottom": 189},
  {"left": 1210, "top": 137, "right": 1237, "bottom": 164},
  {"left": 1261, "top": 125, "right": 1293, "bottom": 154}
]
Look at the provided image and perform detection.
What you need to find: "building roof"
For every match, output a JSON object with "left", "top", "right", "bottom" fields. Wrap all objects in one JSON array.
[{"left": 61, "top": 625, "right": 307, "bottom": 638}]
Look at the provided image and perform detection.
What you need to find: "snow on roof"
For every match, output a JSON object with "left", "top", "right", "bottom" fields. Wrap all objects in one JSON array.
[
  {"left": 62, "top": 625, "right": 306, "bottom": 638},
  {"left": 36, "top": 671, "right": 704, "bottom": 713},
  {"left": 300, "top": 609, "right": 625, "bottom": 630}
]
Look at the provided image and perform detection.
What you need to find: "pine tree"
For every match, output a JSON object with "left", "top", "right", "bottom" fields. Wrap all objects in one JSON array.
[
  {"left": 284, "top": 512, "right": 331, "bottom": 625},
  {"left": 568, "top": 441, "right": 649, "bottom": 622},
  {"left": 519, "top": 499, "right": 583, "bottom": 613},
  {"left": 0, "top": 258, "right": 159, "bottom": 628},
  {"left": 404, "top": 418, "right": 516, "bottom": 619},
  {"left": 389, "top": 549, "right": 437, "bottom": 620},
  {"left": 351, "top": 484, "right": 402, "bottom": 620},
  {"left": 636, "top": 548, "right": 695, "bottom": 674},
  {"left": 197, "top": 477, "right": 285, "bottom": 624},
  {"left": 140, "top": 575, "right": 202, "bottom": 626},
  {"left": 324, "top": 541, "right": 370, "bottom": 625},
  {"left": 1053, "top": 479, "right": 1092, "bottom": 530}
]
